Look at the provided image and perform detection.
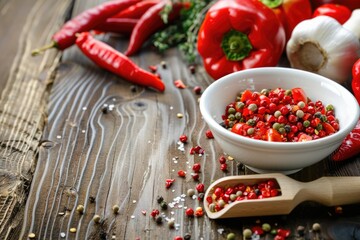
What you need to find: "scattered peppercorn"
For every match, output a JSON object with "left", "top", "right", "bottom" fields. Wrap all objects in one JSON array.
[
  {"left": 226, "top": 232, "right": 236, "bottom": 240},
  {"left": 168, "top": 219, "right": 175, "bottom": 228},
  {"left": 165, "top": 179, "right": 175, "bottom": 188},
  {"left": 174, "top": 236, "right": 183, "bottom": 240},
  {"left": 76, "top": 204, "right": 84, "bottom": 214},
  {"left": 296, "top": 225, "right": 305, "bottom": 236},
  {"left": 191, "top": 173, "right": 199, "bottom": 181},
  {"left": 312, "top": 223, "right": 321, "bottom": 231},
  {"left": 148, "top": 65, "right": 157, "bottom": 73},
  {"left": 243, "top": 228, "right": 252, "bottom": 238},
  {"left": 160, "top": 201, "right": 168, "bottom": 210},
  {"left": 187, "top": 188, "right": 196, "bottom": 197},
  {"left": 194, "top": 207, "right": 204, "bottom": 217},
  {"left": 185, "top": 208, "right": 194, "bottom": 217},
  {"left": 196, "top": 183, "right": 205, "bottom": 193},
  {"left": 189, "top": 65, "right": 196, "bottom": 74},
  {"left": 183, "top": 233, "right": 191, "bottom": 240},
  {"left": 192, "top": 163, "right": 201, "bottom": 173},
  {"left": 161, "top": 61, "right": 167, "bottom": 69},
  {"left": 70, "top": 228, "right": 77, "bottom": 233},
  {"left": 262, "top": 223, "right": 271, "bottom": 232},
  {"left": 179, "top": 134, "right": 188, "bottom": 143},
  {"left": 112, "top": 205, "right": 120, "bottom": 214},
  {"left": 157, "top": 195, "right": 164, "bottom": 204},
  {"left": 193, "top": 86, "right": 202, "bottom": 95},
  {"left": 205, "top": 130, "right": 214, "bottom": 139},
  {"left": 220, "top": 163, "right": 228, "bottom": 172},
  {"left": 93, "top": 214, "right": 101, "bottom": 223},
  {"left": 177, "top": 170, "right": 186, "bottom": 177},
  {"left": 28, "top": 233, "right": 36, "bottom": 239},
  {"left": 150, "top": 209, "right": 160, "bottom": 218},
  {"left": 155, "top": 215, "right": 163, "bottom": 224}
]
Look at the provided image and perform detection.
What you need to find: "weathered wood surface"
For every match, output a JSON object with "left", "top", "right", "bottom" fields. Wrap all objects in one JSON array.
[{"left": 0, "top": 0, "right": 360, "bottom": 239}]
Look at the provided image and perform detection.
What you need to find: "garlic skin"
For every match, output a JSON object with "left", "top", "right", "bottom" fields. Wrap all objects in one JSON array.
[
  {"left": 343, "top": 9, "right": 360, "bottom": 40},
  {"left": 286, "top": 16, "right": 360, "bottom": 84}
]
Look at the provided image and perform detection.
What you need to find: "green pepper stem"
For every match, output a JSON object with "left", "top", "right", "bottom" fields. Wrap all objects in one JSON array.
[
  {"left": 221, "top": 30, "right": 252, "bottom": 61},
  {"left": 31, "top": 41, "right": 57, "bottom": 56},
  {"left": 260, "top": 0, "right": 283, "bottom": 8}
]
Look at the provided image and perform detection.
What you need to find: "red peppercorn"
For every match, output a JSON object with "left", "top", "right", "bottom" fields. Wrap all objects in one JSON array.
[
  {"left": 179, "top": 134, "right": 188, "bottom": 143},
  {"left": 185, "top": 208, "right": 194, "bottom": 217},
  {"left": 196, "top": 183, "right": 205, "bottom": 193},
  {"left": 191, "top": 173, "right": 200, "bottom": 181},
  {"left": 192, "top": 163, "right": 201, "bottom": 173},
  {"left": 150, "top": 209, "right": 159, "bottom": 218},
  {"left": 220, "top": 163, "right": 227, "bottom": 172},
  {"left": 218, "top": 156, "right": 226, "bottom": 164},
  {"left": 193, "top": 86, "right": 202, "bottom": 94},
  {"left": 194, "top": 207, "right": 204, "bottom": 217},
  {"left": 205, "top": 130, "right": 214, "bottom": 139},
  {"left": 165, "top": 179, "right": 175, "bottom": 188},
  {"left": 177, "top": 170, "right": 186, "bottom": 177},
  {"left": 174, "top": 237, "right": 183, "bottom": 240}
]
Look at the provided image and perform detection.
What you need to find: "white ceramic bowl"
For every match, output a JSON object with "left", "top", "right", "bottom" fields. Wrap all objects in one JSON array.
[{"left": 200, "top": 67, "right": 359, "bottom": 174}]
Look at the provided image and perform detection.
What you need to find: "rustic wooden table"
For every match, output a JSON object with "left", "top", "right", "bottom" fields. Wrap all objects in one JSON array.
[{"left": 1, "top": 0, "right": 360, "bottom": 239}]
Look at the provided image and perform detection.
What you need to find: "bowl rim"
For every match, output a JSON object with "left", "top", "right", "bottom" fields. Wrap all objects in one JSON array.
[{"left": 199, "top": 67, "right": 360, "bottom": 149}]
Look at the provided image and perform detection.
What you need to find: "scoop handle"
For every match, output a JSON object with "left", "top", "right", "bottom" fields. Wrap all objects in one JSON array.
[{"left": 303, "top": 177, "right": 360, "bottom": 206}]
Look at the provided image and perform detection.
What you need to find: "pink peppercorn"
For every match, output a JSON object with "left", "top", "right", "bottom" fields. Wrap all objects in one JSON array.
[
  {"left": 205, "top": 130, "right": 214, "bottom": 139},
  {"left": 196, "top": 183, "right": 205, "bottom": 193},
  {"left": 185, "top": 208, "right": 194, "bottom": 217},
  {"left": 192, "top": 163, "right": 201, "bottom": 173},
  {"left": 179, "top": 135, "right": 188, "bottom": 143},
  {"left": 165, "top": 179, "right": 175, "bottom": 188},
  {"left": 220, "top": 163, "right": 227, "bottom": 172},
  {"left": 218, "top": 156, "right": 226, "bottom": 164},
  {"left": 177, "top": 170, "right": 186, "bottom": 177}
]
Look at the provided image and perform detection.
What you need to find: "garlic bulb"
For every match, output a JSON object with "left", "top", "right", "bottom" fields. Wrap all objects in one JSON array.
[
  {"left": 286, "top": 16, "right": 360, "bottom": 84},
  {"left": 343, "top": 9, "right": 360, "bottom": 40}
]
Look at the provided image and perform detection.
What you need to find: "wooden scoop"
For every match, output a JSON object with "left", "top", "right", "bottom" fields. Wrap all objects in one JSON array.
[{"left": 205, "top": 173, "right": 360, "bottom": 219}]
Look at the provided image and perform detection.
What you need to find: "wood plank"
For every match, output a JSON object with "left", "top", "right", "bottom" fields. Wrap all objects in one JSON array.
[{"left": 0, "top": 0, "right": 72, "bottom": 238}]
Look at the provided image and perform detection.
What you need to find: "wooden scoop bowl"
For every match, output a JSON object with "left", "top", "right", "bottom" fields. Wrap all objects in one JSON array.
[{"left": 204, "top": 173, "right": 360, "bottom": 219}]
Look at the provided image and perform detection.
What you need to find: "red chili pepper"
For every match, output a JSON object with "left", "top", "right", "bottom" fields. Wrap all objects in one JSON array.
[
  {"left": 197, "top": 0, "right": 286, "bottom": 80},
  {"left": 312, "top": 3, "right": 351, "bottom": 24},
  {"left": 75, "top": 32, "right": 165, "bottom": 92},
  {"left": 113, "top": 0, "right": 161, "bottom": 19},
  {"left": 352, "top": 59, "right": 360, "bottom": 105},
  {"left": 32, "top": 0, "right": 140, "bottom": 55},
  {"left": 94, "top": 18, "right": 138, "bottom": 35},
  {"left": 331, "top": 119, "right": 360, "bottom": 161},
  {"left": 125, "top": 1, "right": 183, "bottom": 56},
  {"left": 259, "top": 0, "right": 312, "bottom": 40}
]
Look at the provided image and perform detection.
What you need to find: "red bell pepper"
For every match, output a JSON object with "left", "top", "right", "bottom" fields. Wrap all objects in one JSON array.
[
  {"left": 259, "top": 0, "right": 312, "bottom": 40},
  {"left": 310, "top": 0, "right": 360, "bottom": 11},
  {"left": 352, "top": 59, "right": 360, "bottom": 105},
  {"left": 312, "top": 3, "right": 351, "bottom": 24},
  {"left": 197, "top": 0, "right": 286, "bottom": 80}
]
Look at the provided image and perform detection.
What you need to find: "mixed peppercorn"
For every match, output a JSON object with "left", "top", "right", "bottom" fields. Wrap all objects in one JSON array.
[
  {"left": 222, "top": 87, "right": 339, "bottom": 142},
  {"left": 206, "top": 179, "right": 281, "bottom": 213}
]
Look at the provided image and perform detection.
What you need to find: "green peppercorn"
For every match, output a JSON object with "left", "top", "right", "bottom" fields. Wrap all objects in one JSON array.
[
  {"left": 235, "top": 112, "right": 242, "bottom": 120},
  {"left": 274, "top": 110, "right": 282, "bottom": 118},
  {"left": 248, "top": 103, "right": 257, "bottom": 112},
  {"left": 303, "top": 120, "right": 310, "bottom": 127},
  {"left": 160, "top": 201, "right": 168, "bottom": 210},
  {"left": 262, "top": 223, "right": 271, "bottom": 232},
  {"left": 278, "top": 127, "right": 286, "bottom": 134},
  {"left": 316, "top": 123, "right": 323, "bottom": 131},
  {"left": 76, "top": 204, "right": 84, "bottom": 214},
  {"left": 296, "top": 109, "right": 304, "bottom": 118},
  {"left": 228, "top": 114, "right": 235, "bottom": 121},
  {"left": 236, "top": 190, "right": 243, "bottom": 196},
  {"left": 243, "top": 228, "right": 252, "bottom": 238},
  {"left": 246, "top": 119, "right": 256, "bottom": 126},
  {"left": 272, "top": 122, "right": 281, "bottom": 130},
  {"left": 261, "top": 89, "right": 270, "bottom": 96},
  {"left": 285, "top": 89, "right": 292, "bottom": 96},
  {"left": 320, "top": 115, "right": 327, "bottom": 122},
  {"left": 228, "top": 107, "right": 236, "bottom": 114},
  {"left": 227, "top": 232, "right": 236, "bottom": 240},
  {"left": 93, "top": 215, "right": 101, "bottom": 223},
  {"left": 247, "top": 128, "right": 255, "bottom": 135},
  {"left": 236, "top": 102, "right": 245, "bottom": 109},
  {"left": 326, "top": 104, "right": 334, "bottom": 111},
  {"left": 112, "top": 205, "right": 120, "bottom": 214}
]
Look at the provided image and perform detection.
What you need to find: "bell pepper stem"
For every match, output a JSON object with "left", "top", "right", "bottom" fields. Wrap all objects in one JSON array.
[
  {"left": 221, "top": 30, "right": 252, "bottom": 61},
  {"left": 260, "top": 0, "right": 283, "bottom": 9}
]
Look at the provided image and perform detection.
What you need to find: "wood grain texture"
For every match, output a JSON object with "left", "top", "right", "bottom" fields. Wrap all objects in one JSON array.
[
  {"left": 0, "top": 0, "right": 359, "bottom": 239},
  {"left": 0, "top": 0, "right": 71, "bottom": 238}
]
